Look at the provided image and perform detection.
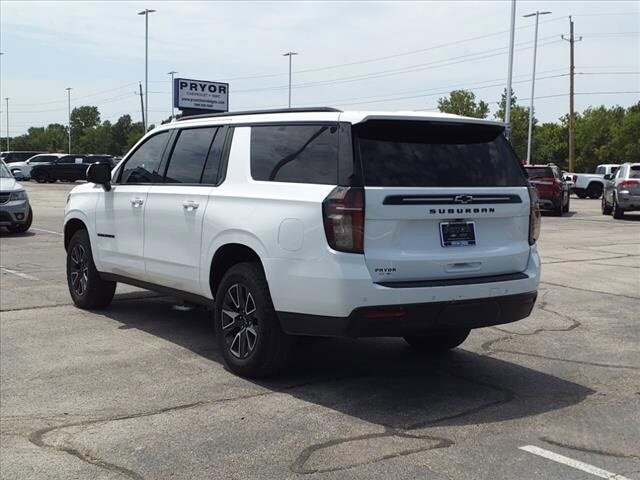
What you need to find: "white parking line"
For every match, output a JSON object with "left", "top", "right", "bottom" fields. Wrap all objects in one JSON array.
[
  {"left": 0, "top": 266, "right": 39, "bottom": 281},
  {"left": 519, "top": 445, "right": 633, "bottom": 480},
  {"left": 31, "top": 227, "right": 63, "bottom": 236}
]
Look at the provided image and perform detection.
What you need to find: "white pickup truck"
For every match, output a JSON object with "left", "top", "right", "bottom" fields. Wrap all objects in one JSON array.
[{"left": 572, "top": 164, "right": 620, "bottom": 199}]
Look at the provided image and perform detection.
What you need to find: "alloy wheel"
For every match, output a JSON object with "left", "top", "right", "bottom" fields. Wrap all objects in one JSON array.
[
  {"left": 69, "top": 244, "right": 89, "bottom": 296},
  {"left": 221, "top": 283, "right": 259, "bottom": 359}
]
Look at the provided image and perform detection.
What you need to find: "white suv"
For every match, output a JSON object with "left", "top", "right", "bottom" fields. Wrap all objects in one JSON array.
[{"left": 64, "top": 108, "right": 541, "bottom": 377}]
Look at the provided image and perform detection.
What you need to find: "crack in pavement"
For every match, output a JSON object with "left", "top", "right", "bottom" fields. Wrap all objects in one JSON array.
[
  {"left": 542, "top": 254, "right": 639, "bottom": 265},
  {"left": 1, "top": 293, "right": 166, "bottom": 313},
  {"left": 540, "top": 436, "right": 640, "bottom": 461},
  {"left": 482, "top": 302, "right": 638, "bottom": 370},
  {"left": 24, "top": 369, "right": 374, "bottom": 480},
  {"left": 540, "top": 281, "right": 640, "bottom": 301},
  {"left": 290, "top": 368, "right": 517, "bottom": 474}
]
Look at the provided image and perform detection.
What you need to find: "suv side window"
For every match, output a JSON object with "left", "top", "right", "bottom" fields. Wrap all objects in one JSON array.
[
  {"left": 59, "top": 156, "right": 84, "bottom": 164},
  {"left": 120, "top": 131, "right": 170, "bottom": 184},
  {"left": 164, "top": 127, "right": 217, "bottom": 184},
  {"left": 250, "top": 124, "right": 338, "bottom": 185},
  {"left": 31, "top": 155, "right": 56, "bottom": 163}
]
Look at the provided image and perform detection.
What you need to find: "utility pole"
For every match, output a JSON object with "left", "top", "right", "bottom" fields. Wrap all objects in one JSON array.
[
  {"left": 562, "top": 16, "right": 582, "bottom": 172},
  {"left": 523, "top": 10, "right": 552, "bottom": 165},
  {"left": 66, "top": 87, "right": 72, "bottom": 154},
  {"left": 504, "top": 0, "right": 516, "bottom": 140},
  {"left": 138, "top": 8, "right": 156, "bottom": 131},
  {"left": 282, "top": 51, "right": 298, "bottom": 108},
  {"left": 138, "top": 82, "right": 146, "bottom": 128},
  {"left": 168, "top": 70, "right": 177, "bottom": 120},
  {"left": 0, "top": 52, "right": 4, "bottom": 150},
  {"left": 4, "top": 97, "right": 9, "bottom": 150}
]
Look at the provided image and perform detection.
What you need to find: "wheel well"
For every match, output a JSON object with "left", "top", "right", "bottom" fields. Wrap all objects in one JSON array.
[
  {"left": 587, "top": 181, "right": 603, "bottom": 192},
  {"left": 210, "top": 243, "right": 264, "bottom": 297},
  {"left": 64, "top": 219, "right": 87, "bottom": 251}
]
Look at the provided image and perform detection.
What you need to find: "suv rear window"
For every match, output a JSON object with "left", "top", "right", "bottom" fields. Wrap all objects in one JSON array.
[
  {"left": 525, "top": 167, "right": 554, "bottom": 178},
  {"left": 354, "top": 121, "right": 527, "bottom": 187},
  {"left": 250, "top": 125, "right": 338, "bottom": 184},
  {"left": 629, "top": 165, "right": 640, "bottom": 179}
]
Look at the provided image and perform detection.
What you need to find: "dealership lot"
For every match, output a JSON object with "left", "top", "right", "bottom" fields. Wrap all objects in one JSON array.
[{"left": 1, "top": 182, "right": 639, "bottom": 480}]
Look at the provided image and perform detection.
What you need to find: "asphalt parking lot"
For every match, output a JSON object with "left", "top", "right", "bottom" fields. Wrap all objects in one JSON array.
[{"left": 1, "top": 182, "right": 639, "bottom": 480}]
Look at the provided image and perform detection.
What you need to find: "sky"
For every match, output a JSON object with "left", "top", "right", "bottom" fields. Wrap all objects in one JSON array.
[{"left": 0, "top": 0, "right": 638, "bottom": 136}]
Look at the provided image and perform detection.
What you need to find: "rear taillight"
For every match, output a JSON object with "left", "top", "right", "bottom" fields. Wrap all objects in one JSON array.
[
  {"left": 619, "top": 180, "right": 640, "bottom": 189},
  {"left": 322, "top": 186, "right": 364, "bottom": 254},
  {"left": 572, "top": 175, "right": 577, "bottom": 183},
  {"left": 528, "top": 185, "right": 541, "bottom": 245}
]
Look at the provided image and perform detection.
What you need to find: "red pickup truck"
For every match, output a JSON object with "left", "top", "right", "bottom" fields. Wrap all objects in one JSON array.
[{"left": 524, "top": 164, "right": 570, "bottom": 216}]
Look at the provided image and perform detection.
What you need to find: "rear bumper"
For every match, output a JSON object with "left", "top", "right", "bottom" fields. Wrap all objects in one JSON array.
[
  {"left": 617, "top": 194, "right": 640, "bottom": 210},
  {"left": 279, "top": 291, "right": 537, "bottom": 337}
]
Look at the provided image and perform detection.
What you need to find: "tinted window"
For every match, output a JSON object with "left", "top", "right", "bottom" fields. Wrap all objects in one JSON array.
[
  {"left": 201, "top": 127, "right": 227, "bottom": 184},
  {"left": 355, "top": 121, "right": 527, "bottom": 187},
  {"left": 629, "top": 165, "right": 640, "bottom": 179},
  {"left": 120, "top": 131, "right": 170, "bottom": 184},
  {"left": 165, "top": 127, "right": 217, "bottom": 183},
  {"left": 30, "top": 155, "right": 57, "bottom": 163},
  {"left": 525, "top": 167, "right": 554, "bottom": 179},
  {"left": 59, "top": 156, "right": 85, "bottom": 164},
  {"left": 250, "top": 125, "right": 338, "bottom": 184},
  {"left": 595, "top": 166, "right": 605, "bottom": 175}
]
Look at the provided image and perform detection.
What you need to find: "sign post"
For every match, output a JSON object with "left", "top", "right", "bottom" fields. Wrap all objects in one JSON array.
[{"left": 173, "top": 78, "right": 229, "bottom": 117}]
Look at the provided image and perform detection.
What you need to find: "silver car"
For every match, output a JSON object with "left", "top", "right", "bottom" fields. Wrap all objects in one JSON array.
[
  {"left": 602, "top": 162, "right": 640, "bottom": 219},
  {"left": 0, "top": 160, "right": 33, "bottom": 233}
]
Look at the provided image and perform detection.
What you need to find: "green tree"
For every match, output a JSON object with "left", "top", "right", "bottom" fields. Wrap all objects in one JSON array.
[
  {"left": 70, "top": 106, "right": 100, "bottom": 142},
  {"left": 437, "top": 90, "right": 489, "bottom": 118},
  {"left": 532, "top": 121, "right": 567, "bottom": 168},
  {"left": 494, "top": 89, "right": 533, "bottom": 162},
  {"left": 574, "top": 105, "right": 625, "bottom": 172},
  {"left": 608, "top": 102, "right": 640, "bottom": 164}
]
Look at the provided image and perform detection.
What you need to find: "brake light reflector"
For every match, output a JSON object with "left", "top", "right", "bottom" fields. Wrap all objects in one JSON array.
[
  {"left": 322, "top": 186, "right": 365, "bottom": 253},
  {"left": 528, "top": 186, "right": 541, "bottom": 245},
  {"left": 620, "top": 180, "right": 640, "bottom": 189}
]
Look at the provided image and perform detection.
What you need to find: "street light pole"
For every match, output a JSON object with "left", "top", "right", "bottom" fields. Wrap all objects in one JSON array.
[
  {"left": 523, "top": 10, "right": 552, "bottom": 165},
  {"left": 66, "top": 87, "right": 72, "bottom": 154},
  {"left": 282, "top": 51, "right": 298, "bottom": 108},
  {"left": 168, "top": 70, "right": 177, "bottom": 120},
  {"left": 0, "top": 52, "right": 4, "bottom": 150},
  {"left": 4, "top": 97, "right": 9, "bottom": 151},
  {"left": 504, "top": 0, "right": 516, "bottom": 140},
  {"left": 138, "top": 8, "right": 156, "bottom": 131}
]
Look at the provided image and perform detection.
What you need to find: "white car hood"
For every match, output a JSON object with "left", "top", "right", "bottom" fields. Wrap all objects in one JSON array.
[
  {"left": 9, "top": 161, "right": 28, "bottom": 168},
  {"left": 0, "top": 177, "right": 20, "bottom": 192}
]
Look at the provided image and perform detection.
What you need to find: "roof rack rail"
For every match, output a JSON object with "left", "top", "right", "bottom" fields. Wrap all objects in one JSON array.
[{"left": 177, "top": 107, "right": 342, "bottom": 121}]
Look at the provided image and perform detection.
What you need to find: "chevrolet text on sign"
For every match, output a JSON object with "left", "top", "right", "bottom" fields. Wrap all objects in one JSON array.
[{"left": 174, "top": 78, "right": 229, "bottom": 112}]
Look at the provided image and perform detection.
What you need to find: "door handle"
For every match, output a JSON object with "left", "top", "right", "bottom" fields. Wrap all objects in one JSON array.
[
  {"left": 183, "top": 200, "right": 199, "bottom": 212},
  {"left": 130, "top": 197, "right": 144, "bottom": 207}
]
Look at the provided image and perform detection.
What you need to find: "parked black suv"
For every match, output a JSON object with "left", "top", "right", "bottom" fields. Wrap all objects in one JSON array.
[
  {"left": 30, "top": 155, "right": 114, "bottom": 183},
  {"left": 0, "top": 151, "right": 46, "bottom": 164}
]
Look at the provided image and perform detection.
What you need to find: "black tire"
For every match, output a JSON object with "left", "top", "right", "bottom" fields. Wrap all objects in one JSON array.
[
  {"left": 214, "top": 262, "right": 294, "bottom": 378},
  {"left": 612, "top": 196, "right": 625, "bottom": 219},
  {"left": 576, "top": 193, "right": 587, "bottom": 199},
  {"left": 6, "top": 206, "right": 33, "bottom": 233},
  {"left": 404, "top": 329, "right": 470, "bottom": 353},
  {"left": 563, "top": 193, "right": 570, "bottom": 213},
  {"left": 552, "top": 199, "right": 563, "bottom": 216},
  {"left": 33, "top": 171, "right": 49, "bottom": 184},
  {"left": 601, "top": 195, "right": 612, "bottom": 215},
  {"left": 66, "top": 229, "right": 116, "bottom": 309},
  {"left": 586, "top": 183, "right": 602, "bottom": 199}
]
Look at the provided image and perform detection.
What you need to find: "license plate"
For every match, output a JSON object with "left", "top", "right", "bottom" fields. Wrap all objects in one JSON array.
[{"left": 440, "top": 221, "right": 476, "bottom": 247}]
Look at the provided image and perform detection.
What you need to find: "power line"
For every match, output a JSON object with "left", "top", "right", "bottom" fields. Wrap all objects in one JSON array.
[
  {"left": 10, "top": 83, "right": 138, "bottom": 107},
  {"left": 232, "top": 37, "right": 564, "bottom": 95}
]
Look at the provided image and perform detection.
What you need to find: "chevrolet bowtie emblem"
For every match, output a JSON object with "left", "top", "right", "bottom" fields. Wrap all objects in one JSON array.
[{"left": 454, "top": 195, "right": 473, "bottom": 204}]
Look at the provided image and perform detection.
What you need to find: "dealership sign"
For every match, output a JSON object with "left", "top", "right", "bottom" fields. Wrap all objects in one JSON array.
[{"left": 174, "top": 78, "right": 229, "bottom": 113}]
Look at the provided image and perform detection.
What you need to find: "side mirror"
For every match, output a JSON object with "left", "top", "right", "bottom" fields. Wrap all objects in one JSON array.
[
  {"left": 603, "top": 173, "right": 613, "bottom": 180},
  {"left": 86, "top": 162, "right": 112, "bottom": 191}
]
